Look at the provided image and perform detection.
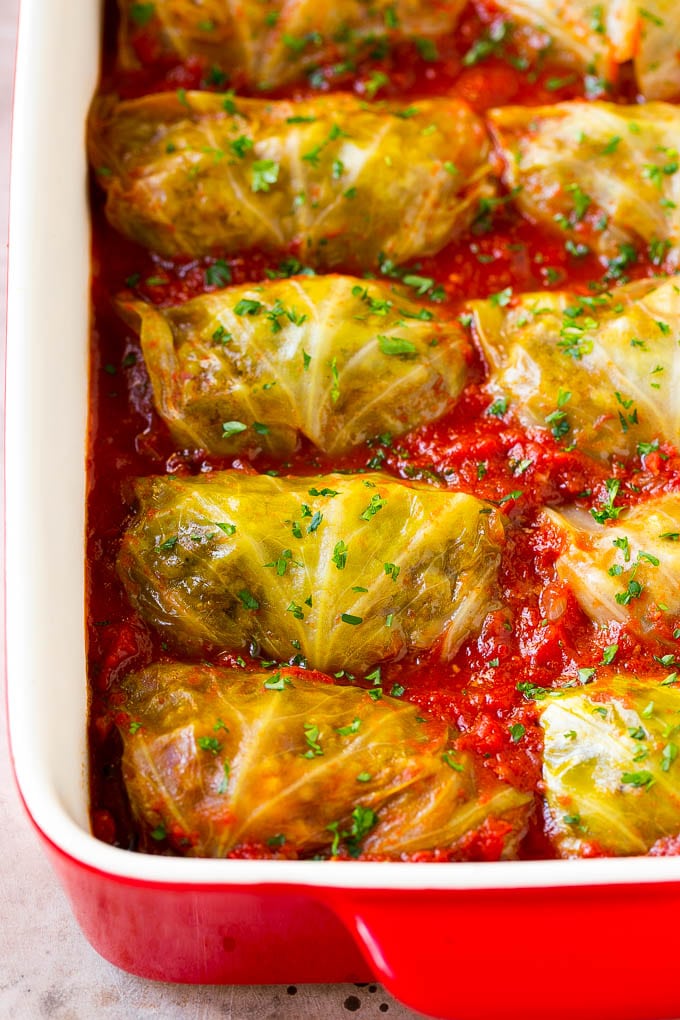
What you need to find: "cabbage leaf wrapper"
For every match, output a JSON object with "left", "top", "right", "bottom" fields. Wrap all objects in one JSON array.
[
  {"left": 488, "top": 101, "right": 680, "bottom": 265},
  {"left": 119, "top": 275, "right": 471, "bottom": 458},
  {"left": 540, "top": 674, "right": 680, "bottom": 856},
  {"left": 88, "top": 91, "right": 494, "bottom": 267},
  {"left": 471, "top": 275, "right": 680, "bottom": 463},
  {"left": 492, "top": 0, "right": 634, "bottom": 81},
  {"left": 633, "top": 1, "right": 680, "bottom": 102},
  {"left": 118, "top": 471, "right": 505, "bottom": 674},
  {"left": 543, "top": 495, "right": 680, "bottom": 642},
  {"left": 119, "top": 663, "right": 532, "bottom": 858},
  {"left": 117, "top": 0, "right": 465, "bottom": 90},
  {"left": 491, "top": 2, "right": 679, "bottom": 99}
]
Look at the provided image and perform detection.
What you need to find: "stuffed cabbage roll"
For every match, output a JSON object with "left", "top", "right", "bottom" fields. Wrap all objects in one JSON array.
[
  {"left": 492, "top": 0, "right": 635, "bottom": 81},
  {"left": 120, "top": 662, "right": 532, "bottom": 858},
  {"left": 488, "top": 101, "right": 680, "bottom": 265},
  {"left": 118, "top": 1, "right": 465, "bottom": 89},
  {"left": 119, "top": 276, "right": 471, "bottom": 458},
  {"left": 543, "top": 495, "right": 680, "bottom": 641},
  {"left": 634, "top": 2, "right": 680, "bottom": 101},
  {"left": 471, "top": 275, "right": 680, "bottom": 463},
  {"left": 491, "top": 2, "right": 679, "bottom": 98},
  {"left": 89, "top": 91, "right": 494, "bottom": 268},
  {"left": 541, "top": 674, "right": 680, "bottom": 856},
  {"left": 118, "top": 471, "right": 505, "bottom": 674}
]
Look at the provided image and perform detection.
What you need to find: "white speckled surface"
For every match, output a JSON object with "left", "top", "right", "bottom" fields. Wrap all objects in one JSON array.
[{"left": 0, "top": 4, "right": 421, "bottom": 1016}]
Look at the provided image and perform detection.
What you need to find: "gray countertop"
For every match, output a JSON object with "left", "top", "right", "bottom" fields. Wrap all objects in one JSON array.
[{"left": 0, "top": 4, "right": 419, "bottom": 1016}]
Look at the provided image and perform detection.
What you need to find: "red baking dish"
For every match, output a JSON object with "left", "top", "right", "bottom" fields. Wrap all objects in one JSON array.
[{"left": 7, "top": 3, "right": 680, "bottom": 1019}]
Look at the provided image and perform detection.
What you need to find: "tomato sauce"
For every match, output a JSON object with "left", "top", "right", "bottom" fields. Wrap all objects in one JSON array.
[{"left": 88, "top": 0, "right": 680, "bottom": 858}]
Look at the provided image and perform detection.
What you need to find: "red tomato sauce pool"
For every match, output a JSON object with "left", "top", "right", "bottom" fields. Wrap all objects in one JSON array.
[{"left": 87, "top": 0, "right": 680, "bottom": 858}]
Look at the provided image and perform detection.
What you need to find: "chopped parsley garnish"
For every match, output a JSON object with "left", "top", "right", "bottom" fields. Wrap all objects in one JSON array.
[
  {"left": 378, "top": 335, "right": 417, "bottom": 357},
  {"left": 214, "top": 522, "right": 236, "bottom": 536},
  {"left": 204, "top": 260, "right": 231, "bottom": 287},
  {"left": 487, "top": 395, "right": 508, "bottom": 417},
  {"left": 591, "top": 479, "right": 624, "bottom": 523},
  {"left": 251, "top": 159, "right": 280, "bottom": 193},
  {"left": 230, "top": 135, "right": 254, "bottom": 159},
  {"left": 302, "top": 722, "right": 323, "bottom": 758},
  {"left": 197, "top": 736, "right": 222, "bottom": 755},
  {"left": 332, "top": 540, "right": 348, "bottom": 570},
  {"left": 602, "top": 643, "right": 619, "bottom": 665},
  {"left": 222, "top": 420, "right": 248, "bottom": 438},
  {"left": 517, "top": 681, "right": 550, "bottom": 701},
  {"left": 130, "top": 3, "right": 155, "bottom": 26},
  {"left": 264, "top": 671, "right": 288, "bottom": 691},
  {"left": 621, "top": 770, "right": 654, "bottom": 789},
  {"left": 234, "top": 298, "right": 262, "bottom": 316},
  {"left": 360, "top": 494, "right": 386, "bottom": 521},
  {"left": 462, "top": 20, "right": 510, "bottom": 66},
  {"left": 287, "top": 601, "right": 304, "bottom": 620},
  {"left": 509, "top": 723, "right": 526, "bottom": 743},
  {"left": 238, "top": 589, "right": 260, "bottom": 611},
  {"left": 442, "top": 750, "right": 465, "bottom": 772},
  {"left": 341, "top": 613, "right": 363, "bottom": 626},
  {"left": 337, "top": 718, "right": 361, "bottom": 736},
  {"left": 327, "top": 805, "right": 378, "bottom": 857}
]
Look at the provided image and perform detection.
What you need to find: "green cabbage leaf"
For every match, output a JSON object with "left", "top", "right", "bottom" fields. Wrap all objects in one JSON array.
[
  {"left": 493, "top": 0, "right": 634, "bottom": 78},
  {"left": 118, "top": 471, "right": 505, "bottom": 674},
  {"left": 489, "top": 101, "right": 680, "bottom": 265},
  {"left": 633, "top": 1, "right": 680, "bottom": 100},
  {"left": 492, "top": 3, "right": 679, "bottom": 98},
  {"left": 540, "top": 674, "right": 680, "bottom": 856},
  {"left": 119, "top": 274, "right": 471, "bottom": 458},
  {"left": 472, "top": 275, "right": 680, "bottom": 463},
  {"left": 117, "top": 0, "right": 465, "bottom": 89},
  {"left": 120, "top": 663, "right": 532, "bottom": 857},
  {"left": 89, "top": 90, "right": 494, "bottom": 267},
  {"left": 544, "top": 494, "right": 680, "bottom": 640}
]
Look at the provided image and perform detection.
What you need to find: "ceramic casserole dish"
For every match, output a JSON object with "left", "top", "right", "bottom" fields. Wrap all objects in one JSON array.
[{"left": 8, "top": 2, "right": 680, "bottom": 1019}]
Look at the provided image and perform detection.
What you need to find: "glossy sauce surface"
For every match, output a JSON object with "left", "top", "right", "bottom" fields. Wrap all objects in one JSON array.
[{"left": 88, "top": 0, "right": 680, "bottom": 858}]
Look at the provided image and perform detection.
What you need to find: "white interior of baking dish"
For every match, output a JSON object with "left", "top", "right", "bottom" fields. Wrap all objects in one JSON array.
[{"left": 8, "top": 0, "right": 680, "bottom": 892}]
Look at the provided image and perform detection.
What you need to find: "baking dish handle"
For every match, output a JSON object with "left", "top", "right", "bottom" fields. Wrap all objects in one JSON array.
[{"left": 328, "top": 883, "right": 680, "bottom": 1020}]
